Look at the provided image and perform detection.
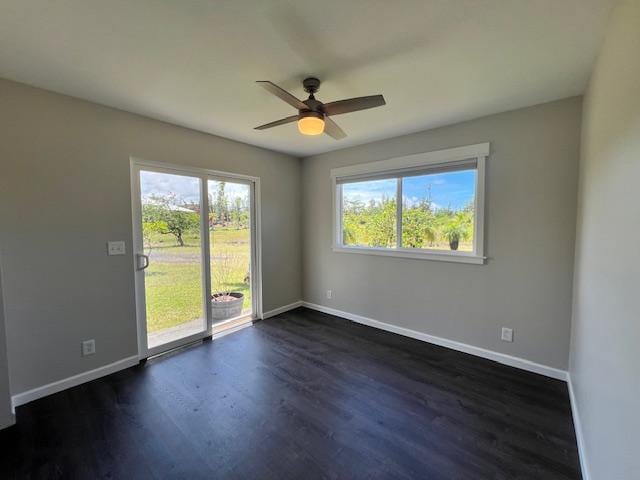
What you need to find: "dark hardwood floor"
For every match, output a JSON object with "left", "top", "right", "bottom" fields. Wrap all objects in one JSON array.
[{"left": 0, "top": 308, "right": 581, "bottom": 479}]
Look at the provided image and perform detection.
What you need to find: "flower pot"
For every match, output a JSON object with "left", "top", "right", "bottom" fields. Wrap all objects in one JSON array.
[
  {"left": 449, "top": 238, "right": 459, "bottom": 250},
  {"left": 210, "top": 292, "right": 244, "bottom": 321}
]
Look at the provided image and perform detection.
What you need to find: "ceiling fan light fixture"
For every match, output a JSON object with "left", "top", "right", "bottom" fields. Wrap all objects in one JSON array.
[{"left": 297, "top": 111, "right": 325, "bottom": 136}]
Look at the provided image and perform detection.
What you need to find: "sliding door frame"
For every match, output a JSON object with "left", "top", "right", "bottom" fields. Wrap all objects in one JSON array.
[{"left": 130, "top": 157, "right": 262, "bottom": 359}]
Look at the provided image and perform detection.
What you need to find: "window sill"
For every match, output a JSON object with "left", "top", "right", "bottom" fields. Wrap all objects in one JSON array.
[{"left": 332, "top": 245, "right": 486, "bottom": 264}]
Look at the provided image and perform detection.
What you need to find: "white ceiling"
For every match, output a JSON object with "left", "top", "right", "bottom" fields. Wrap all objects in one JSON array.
[{"left": 0, "top": 0, "right": 614, "bottom": 157}]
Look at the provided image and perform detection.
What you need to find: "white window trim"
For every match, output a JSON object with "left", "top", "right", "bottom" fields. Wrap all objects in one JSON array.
[{"left": 331, "top": 143, "right": 488, "bottom": 265}]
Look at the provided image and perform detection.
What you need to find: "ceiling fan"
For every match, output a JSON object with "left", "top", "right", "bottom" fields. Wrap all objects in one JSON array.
[{"left": 254, "top": 77, "right": 386, "bottom": 140}]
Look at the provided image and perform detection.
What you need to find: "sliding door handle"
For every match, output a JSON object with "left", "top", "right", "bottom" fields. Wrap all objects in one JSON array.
[{"left": 136, "top": 254, "right": 150, "bottom": 270}]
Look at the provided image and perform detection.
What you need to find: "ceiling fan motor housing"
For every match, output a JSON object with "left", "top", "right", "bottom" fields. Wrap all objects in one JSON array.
[
  {"left": 302, "top": 77, "right": 321, "bottom": 94},
  {"left": 302, "top": 97, "right": 324, "bottom": 115}
]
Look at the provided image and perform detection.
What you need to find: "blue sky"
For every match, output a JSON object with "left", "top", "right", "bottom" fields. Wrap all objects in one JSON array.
[
  {"left": 139, "top": 169, "right": 474, "bottom": 211},
  {"left": 343, "top": 169, "right": 476, "bottom": 211}
]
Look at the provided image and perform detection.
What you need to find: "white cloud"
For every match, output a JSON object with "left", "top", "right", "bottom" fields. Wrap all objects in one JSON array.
[{"left": 140, "top": 171, "right": 249, "bottom": 205}]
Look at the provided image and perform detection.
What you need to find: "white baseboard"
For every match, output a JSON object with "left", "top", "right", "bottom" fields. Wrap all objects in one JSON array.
[
  {"left": 262, "top": 300, "right": 303, "bottom": 319},
  {"left": 567, "top": 374, "right": 590, "bottom": 480},
  {"left": 302, "top": 302, "right": 568, "bottom": 381},
  {"left": 7, "top": 302, "right": 585, "bottom": 477},
  {"left": 11, "top": 355, "right": 139, "bottom": 410},
  {"left": 9, "top": 302, "right": 306, "bottom": 411}
]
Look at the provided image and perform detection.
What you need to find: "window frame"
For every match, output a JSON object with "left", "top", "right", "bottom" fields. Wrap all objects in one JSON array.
[{"left": 331, "top": 143, "right": 488, "bottom": 265}]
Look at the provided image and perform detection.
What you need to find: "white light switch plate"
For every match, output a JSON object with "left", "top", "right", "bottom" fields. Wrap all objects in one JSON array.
[{"left": 107, "top": 241, "right": 126, "bottom": 256}]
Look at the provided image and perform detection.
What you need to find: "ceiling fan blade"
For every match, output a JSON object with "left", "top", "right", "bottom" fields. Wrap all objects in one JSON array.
[
  {"left": 323, "top": 95, "right": 386, "bottom": 116},
  {"left": 254, "top": 115, "right": 298, "bottom": 130},
  {"left": 324, "top": 116, "right": 347, "bottom": 140},
  {"left": 257, "top": 81, "right": 308, "bottom": 110}
]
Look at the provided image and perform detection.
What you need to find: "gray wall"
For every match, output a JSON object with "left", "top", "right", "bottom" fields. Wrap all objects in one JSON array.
[
  {"left": 570, "top": 0, "right": 640, "bottom": 478},
  {"left": 0, "top": 79, "right": 301, "bottom": 395},
  {"left": 0, "top": 258, "right": 14, "bottom": 428},
  {"left": 302, "top": 97, "right": 581, "bottom": 370}
]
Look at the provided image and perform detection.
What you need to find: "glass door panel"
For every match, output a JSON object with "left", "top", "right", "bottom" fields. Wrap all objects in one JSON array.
[
  {"left": 208, "top": 179, "right": 253, "bottom": 324},
  {"left": 138, "top": 170, "right": 206, "bottom": 350}
]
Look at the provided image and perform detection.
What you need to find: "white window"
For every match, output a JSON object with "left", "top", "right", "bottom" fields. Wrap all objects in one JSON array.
[{"left": 332, "top": 143, "right": 488, "bottom": 264}]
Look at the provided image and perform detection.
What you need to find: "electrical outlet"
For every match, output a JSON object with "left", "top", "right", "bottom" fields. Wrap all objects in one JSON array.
[
  {"left": 82, "top": 339, "right": 96, "bottom": 356},
  {"left": 326, "top": 290, "right": 332, "bottom": 299},
  {"left": 107, "top": 241, "right": 126, "bottom": 256},
  {"left": 501, "top": 327, "right": 514, "bottom": 342}
]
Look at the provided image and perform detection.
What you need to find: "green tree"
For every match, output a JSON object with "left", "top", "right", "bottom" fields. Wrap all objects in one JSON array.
[
  {"left": 143, "top": 194, "right": 199, "bottom": 247},
  {"left": 342, "top": 196, "right": 396, "bottom": 247},
  {"left": 343, "top": 193, "right": 474, "bottom": 251},
  {"left": 142, "top": 220, "right": 166, "bottom": 254},
  {"left": 213, "top": 182, "right": 229, "bottom": 225},
  {"left": 231, "top": 196, "right": 249, "bottom": 229},
  {"left": 402, "top": 204, "right": 436, "bottom": 248},
  {"left": 368, "top": 197, "right": 396, "bottom": 247}
]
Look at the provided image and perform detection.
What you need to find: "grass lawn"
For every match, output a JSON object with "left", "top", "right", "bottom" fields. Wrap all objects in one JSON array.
[{"left": 144, "top": 228, "right": 252, "bottom": 333}]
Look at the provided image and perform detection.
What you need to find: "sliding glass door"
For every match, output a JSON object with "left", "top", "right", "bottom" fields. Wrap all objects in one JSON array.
[
  {"left": 208, "top": 179, "right": 254, "bottom": 326},
  {"left": 132, "top": 161, "right": 260, "bottom": 357}
]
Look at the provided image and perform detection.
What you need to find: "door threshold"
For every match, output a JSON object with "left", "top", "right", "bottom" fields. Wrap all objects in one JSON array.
[
  {"left": 147, "top": 316, "right": 254, "bottom": 361},
  {"left": 146, "top": 337, "right": 206, "bottom": 361},
  {"left": 212, "top": 314, "right": 254, "bottom": 336}
]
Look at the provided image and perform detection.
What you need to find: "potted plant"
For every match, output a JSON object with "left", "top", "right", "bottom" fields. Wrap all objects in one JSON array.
[
  {"left": 444, "top": 227, "right": 462, "bottom": 250},
  {"left": 443, "top": 214, "right": 472, "bottom": 251},
  {"left": 211, "top": 249, "right": 245, "bottom": 321}
]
